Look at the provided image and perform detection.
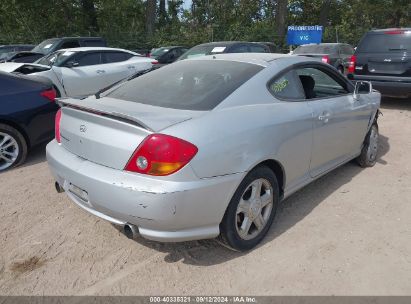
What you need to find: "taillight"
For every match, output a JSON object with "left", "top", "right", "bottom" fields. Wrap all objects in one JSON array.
[
  {"left": 384, "top": 30, "right": 404, "bottom": 35},
  {"left": 321, "top": 55, "right": 330, "bottom": 64},
  {"left": 55, "top": 109, "right": 62, "bottom": 143},
  {"left": 124, "top": 134, "right": 198, "bottom": 176},
  {"left": 41, "top": 88, "right": 56, "bottom": 102},
  {"left": 151, "top": 60, "right": 159, "bottom": 64},
  {"left": 348, "top": 55, "right": 356, "bottom": 74}
]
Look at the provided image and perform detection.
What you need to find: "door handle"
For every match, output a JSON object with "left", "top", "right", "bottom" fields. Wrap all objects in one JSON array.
[
  {"left": 318, "top": 112, "right": 331, "bottom": 123},
  {"left": 96, "top": 70, "right": 105, "bottom": 74},
  {"left": 127, "top": 66, "right": 135, "bottom": 69}
]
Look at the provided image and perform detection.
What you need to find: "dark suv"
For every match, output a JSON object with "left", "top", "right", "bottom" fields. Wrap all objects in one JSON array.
[
  {"left": 348, "top": 28, "right": 411, "bottom": 98},
  {"left": 7, "top": 37, "right": 107, "bottom": 63}
]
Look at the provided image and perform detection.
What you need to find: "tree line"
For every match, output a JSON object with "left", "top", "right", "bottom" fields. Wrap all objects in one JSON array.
[{"left": 0, "top": 0, "right": 409, "bottom": 50}]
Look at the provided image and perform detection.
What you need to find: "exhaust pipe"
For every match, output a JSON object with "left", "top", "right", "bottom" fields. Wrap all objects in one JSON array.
[
  {"left": 123, "top": 223, "right": 138, "bottom": 239},
  {"left": 55, "top": 182, "right": 65, "bottom": 193}
]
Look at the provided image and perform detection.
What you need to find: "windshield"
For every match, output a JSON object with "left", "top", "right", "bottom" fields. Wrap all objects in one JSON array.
[
  {"left": 294, "top": 44, "right": 336, "bottom": 54},
  {"left": 32, "top": 39, "right": 59, "bottom": 54},
  {"left": 150, "top": 47, "right": 169, "bottom": 58},
  {"left": 105, "top": 60, "right": 263, "bottom": 110},
  {"left": 0, "top": 47, "right": 13, "bottom": 60},
  {"left": 178, "top": 45, "right": 228, "bottom": 60},
  {"left": 36, "top": 50, "right": 76, "bottom": 66},
  {"left": 0, "top": 47, "right": 13, "bottom": 54},
  {"left": 357, "top": 32, "right": 411, "bottom": 53}
]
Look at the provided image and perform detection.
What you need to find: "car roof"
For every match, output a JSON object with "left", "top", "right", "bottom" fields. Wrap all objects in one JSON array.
[
  {"left": 185, "top": 53, "right": 306, "bottom": 67},
  {"left": 56, "top": 47, "right": 136, "bottom": 53},
  {"left": 369, "top": 28, "right": 411, "bottom": 33},
  {"left": 299, "top": 43, "right": 345, "bottom": 46},
  {"left": 195, "top": 41, "right": 265, "bottom": 47},
  {"left": 0, "top": 44, "right": 34, "bottom": 47},
  {"left": 157, "top": 46, "right": 184, "bottom": 49},
  {"left": 55, "top": 36, "right": 104, "bottom": 40}
]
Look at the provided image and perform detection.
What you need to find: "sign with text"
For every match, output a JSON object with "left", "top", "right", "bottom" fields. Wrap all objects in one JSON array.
[{"left": 287, "top": 25, "right": 323, "bottom": 45}]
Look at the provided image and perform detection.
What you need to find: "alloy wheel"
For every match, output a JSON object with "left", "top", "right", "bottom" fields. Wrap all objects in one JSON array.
[
  {"left": 0, "top": 132, "right": 19, "bottom": 171},
  {"left": 367, "top": 126, "right": 378, "bottom": 162},
  {"left": 235, "top": 178, "right": 274, "bottom": 240}
]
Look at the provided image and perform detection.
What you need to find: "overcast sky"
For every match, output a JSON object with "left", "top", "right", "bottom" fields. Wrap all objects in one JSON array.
[{"left": 182, "top": 0, "right": 192, "bottom": 10}]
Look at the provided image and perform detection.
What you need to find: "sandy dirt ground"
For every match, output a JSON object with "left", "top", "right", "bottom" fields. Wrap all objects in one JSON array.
[{"left": 0, "top": 98, "right": 410, "bottom": 296}]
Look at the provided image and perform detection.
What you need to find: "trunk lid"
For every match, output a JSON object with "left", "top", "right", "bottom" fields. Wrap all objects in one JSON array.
[
  {"left": 0, "top": 62, "right": 25, "bottom": 72},
  {"left": 59, "top": 96, "right": 204, "bottom": 169},
  {"left": 356, "top": 53, "right": 410, "bottom": 76},
  {"left": 355, "top": 31, "right": 411, "bottom": 77}
]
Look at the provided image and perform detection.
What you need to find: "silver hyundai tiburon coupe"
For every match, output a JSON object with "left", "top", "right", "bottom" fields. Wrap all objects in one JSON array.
[{"left": 47, "top": 53, "right": 381, "bottom": 251}]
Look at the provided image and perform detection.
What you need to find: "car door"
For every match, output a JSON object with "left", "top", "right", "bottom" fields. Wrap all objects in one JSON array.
[
  {"left": 59, "top": 51, "right": 105, "bottom": 97},
  {"left": 268, "top": 69, "right": 314, "bottom": 192},
  {"left": 100, "top": 51, "right": 134, "bottom": 86},
  {"left": 296, "top": 65, "right": 371, "bottom": 177}
]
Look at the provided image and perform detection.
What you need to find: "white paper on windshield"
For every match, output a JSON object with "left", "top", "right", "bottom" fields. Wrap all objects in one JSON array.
[
  {"left": 43, "top": 44, "right": 53, "bottom": 49},
  {"left": 211, "top": 47, "right": 226, "bottom": 53},
  {"left": 62, "top": 51, "right": 75, "bottom": 56}
]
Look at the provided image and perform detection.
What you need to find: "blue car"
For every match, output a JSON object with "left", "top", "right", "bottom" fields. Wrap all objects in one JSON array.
[{"left": 0, "top": 72, "right": 58, "bottom": 171}]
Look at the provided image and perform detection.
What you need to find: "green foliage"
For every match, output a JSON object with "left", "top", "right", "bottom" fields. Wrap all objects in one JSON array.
[{"left": 0, "top": 0, "right": 409, "bottom": 49}]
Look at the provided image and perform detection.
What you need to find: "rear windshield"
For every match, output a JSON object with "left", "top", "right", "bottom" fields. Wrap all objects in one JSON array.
[
  {"left": 357, "top": 32, "right": 411, "bottom": 53},
  {"left": 179, "top": 45, "right": 228, "bottom": 60},
  {"left": 294, "top": 44, "right": 337, "bottom": 54},
  {"left": 106, "top": 60, "right": 263, "bottom": 111},
  {"left": 82, "top": 39, "right": 105, "bottom": 47}
]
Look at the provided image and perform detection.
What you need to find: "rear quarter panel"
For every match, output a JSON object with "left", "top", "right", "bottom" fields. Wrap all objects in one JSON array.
[
  {"left": 163, "top": 59, "right": 314, "bottom": 192},
  {"left": 0, "top": 80, "right": 58, "bottom": 147}
]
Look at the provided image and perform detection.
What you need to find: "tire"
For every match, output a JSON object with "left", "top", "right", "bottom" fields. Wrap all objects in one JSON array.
[
  {"left": 219, "top": 166, "right": 280, "bottom": 251},
  {"left": 0, "top": 124, "right": 28, "bottom": 172},
  {"left": 356, "top": 123, "right": 379, "bottom": 167}
]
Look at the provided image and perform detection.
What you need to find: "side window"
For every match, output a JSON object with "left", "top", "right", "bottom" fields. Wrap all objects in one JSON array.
[
  {"left": 296, "top": 67, "right": 349, "bottom": 99},
  {"left": 82, "top": 40, "right": 105, "bottom": 47},
  {"left": 249, "top": 45, "right": 268, "bottom": 53},
  {"left": 169, "top": 49, "right": 179, "bottom": 59},
  {"left": 75, "top": 52, "right": 102, "bottom": 67},
  {"left": 103, "top": 51, "right": 131, "bottom": 63},
  {"left": 230, "top": 45, "right": 249, "bottom": 53},
  {"left": 179, "top": 48, "right": 188, "bottom": 56},
  {"left": 60, "top": 40, "right": 81, "bottom": 49},
  {"left": 268, "top": 70, "right": 305, "bottom": 100}
]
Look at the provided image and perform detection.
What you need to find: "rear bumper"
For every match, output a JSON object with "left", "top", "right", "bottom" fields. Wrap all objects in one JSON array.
[
  {"left": 351, "top": 75, "right": 411, "bottom": 98},
  {"left": 46, "top": 140, "right": 243, "bottom": 242}
]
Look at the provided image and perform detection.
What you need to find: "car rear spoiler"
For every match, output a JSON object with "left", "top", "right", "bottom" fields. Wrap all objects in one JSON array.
[{"left": 56, "top": 98, "right": 154, "bottom": 132}]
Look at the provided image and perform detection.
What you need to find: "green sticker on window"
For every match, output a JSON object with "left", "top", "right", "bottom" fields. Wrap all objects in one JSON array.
[{"left": 272, "top": 79, "right": 289, "bottom": 93}]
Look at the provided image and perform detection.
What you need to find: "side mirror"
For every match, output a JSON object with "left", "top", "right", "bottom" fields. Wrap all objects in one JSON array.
[
  {"left": 65, "top": 61, "right": 79, "bottom": 68},
  {"left": 354, "top": 81, "right": 372, "bottom": 99}
]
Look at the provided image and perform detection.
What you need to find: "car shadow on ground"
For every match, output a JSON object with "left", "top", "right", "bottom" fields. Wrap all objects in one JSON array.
[
  {"left": 124, "top": 133, "right": 390, "bottom": 266},
  {"left": 21, "top": 142, "right": 48, "bottom": 168},
  {"left": 381, "top": 97, "right": 411, "bottom": 111}
]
